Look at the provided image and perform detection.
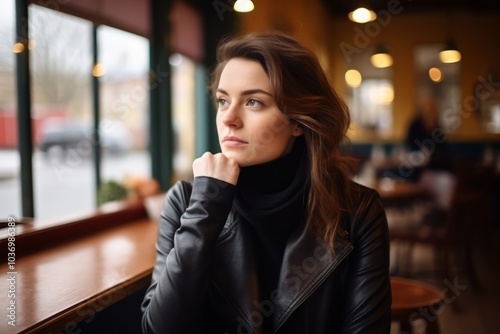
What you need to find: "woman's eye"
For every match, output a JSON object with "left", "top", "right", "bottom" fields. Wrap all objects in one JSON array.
[
  {"left": 247, "top": 99, "right": 262, "bottom": 107},
  {"left": 217, "top": 98, "right": 227, "bottom": 107}
]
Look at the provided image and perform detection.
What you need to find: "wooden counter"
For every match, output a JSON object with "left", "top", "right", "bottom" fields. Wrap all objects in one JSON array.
[{"left": 0, "top": 200, "right": 158, "bottom": 334}]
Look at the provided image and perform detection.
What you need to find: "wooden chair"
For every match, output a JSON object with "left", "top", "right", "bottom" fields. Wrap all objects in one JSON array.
[
  {"left": 391, "top": 276, "right": 443, "bottom": 334},
  {"left": 389, "top": 171, "right": 454, "bottom": 278},
  {"left": 389, "top": 169, "right": 486, "bottom": 290}
]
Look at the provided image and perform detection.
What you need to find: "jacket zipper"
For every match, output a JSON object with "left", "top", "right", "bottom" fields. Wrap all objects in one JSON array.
[{"left": 272, "top": 242, "right": 354, "bottom": 333}]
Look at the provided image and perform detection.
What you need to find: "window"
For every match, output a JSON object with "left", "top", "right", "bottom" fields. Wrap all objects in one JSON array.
[
  {"left": 98, "top": 26, "right": 150, "bottom": 187},
  {"left": 1, "top": 1, "right": 196, "bottom": 222},
  {"left": 170, "top": 53, "right": 196, "bottom": 181},
  {"left": 2, "top": 4, "right": 158, "bottom": 222},
  {"left": 0, "top": 0, "right": 20, "bottom": 219},
  {"left": 29, "top": 5, "right": 94, "bottom": 221},
  {"left": 475, "top": 70, "right": 500, "bottom": 133},
  {"left": 414, "top": 44, "right": 461, "bottom": 132},
  {"left": 344, "top": 45, "right": 394, "bottom": 135},
  {"left": 348, "top": 78, "right": 393, "bottom": 132}
]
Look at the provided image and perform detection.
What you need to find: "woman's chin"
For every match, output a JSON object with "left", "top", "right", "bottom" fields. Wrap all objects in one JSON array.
[
  {"left": 222, "top": 153, "right": 245, "bottom": 166},
  {"left": 221, "top": 149, "right": 274, "bottom": 167},
  {"left": 219, "top": 152, "right": 248, "bottom": 167}
]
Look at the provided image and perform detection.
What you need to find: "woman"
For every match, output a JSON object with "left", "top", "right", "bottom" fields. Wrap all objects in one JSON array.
[{"left": 141, "top": 32, "right": 391, "bottom": 334}]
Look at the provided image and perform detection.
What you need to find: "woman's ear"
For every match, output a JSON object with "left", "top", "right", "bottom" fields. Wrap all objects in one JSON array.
[{"left": 292, "top": 123, "right": 304, "bottom": 136}]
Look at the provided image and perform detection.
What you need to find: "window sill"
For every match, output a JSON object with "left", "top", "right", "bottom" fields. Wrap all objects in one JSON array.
[
  {"left": 0, "top": 198, "right": 159, "bottom": 333},
  {"left": 0, "top": 198, "right": 149, "bottom": 256}
]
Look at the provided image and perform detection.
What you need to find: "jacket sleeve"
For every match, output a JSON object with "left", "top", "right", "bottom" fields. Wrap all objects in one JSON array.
[
  {"left": 141, "top": 176, "right": 236, "bottom": 334},
  {"left": 341, "top": 188, "right": 392, "bottom": 333}
]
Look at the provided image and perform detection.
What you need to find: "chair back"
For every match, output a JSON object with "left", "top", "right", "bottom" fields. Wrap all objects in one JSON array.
[{"left": 419, "top": 170, "right": 456, "bottom": 211}]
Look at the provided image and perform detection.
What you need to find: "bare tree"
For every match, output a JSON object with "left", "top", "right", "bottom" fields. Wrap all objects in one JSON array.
[
  {"left": 0, "top": 5, "right": 93, "bottom": 115},
  {"left": 28, "top": 5, "right": 92, "bottom": 113}
]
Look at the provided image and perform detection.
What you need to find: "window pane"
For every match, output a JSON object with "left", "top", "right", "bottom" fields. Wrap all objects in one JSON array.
[
  {"left": 30, "top": 5, "right": 94, "bottom": 221},
  {"left": 98, "top": 26, "right": 150, "bottom": 192},
  {"left": 0, "top": 0, "right": 21, "bottom": 219},
  {"left": 352, "top": 78, "right": 393, "bottom": 131},
  {"left": 171, "top": 53, "right": 196, "bottom": 181},
  {"left": 344, "top": 45, "right": 394, "bottom": 135},
  {"left": 414, "top": 44, "right": 461, "bottom": 132}
]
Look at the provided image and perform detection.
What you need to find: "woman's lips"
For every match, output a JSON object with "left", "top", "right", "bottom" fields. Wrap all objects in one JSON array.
[{"left": 222, "top": 136, "right": 248, "bottom": 147}]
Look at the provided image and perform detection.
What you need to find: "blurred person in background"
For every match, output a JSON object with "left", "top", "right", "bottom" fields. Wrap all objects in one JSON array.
[{"left": 405, "top": 89, "right": 452, "bottom": 182}]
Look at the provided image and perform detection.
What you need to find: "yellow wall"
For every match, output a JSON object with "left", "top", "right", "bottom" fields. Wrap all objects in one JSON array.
[
  {"left": 237, "top": 0, "right": 333, "bottom": 73},
  {"left": 238, "top": 4, "right": 500, "bottom": 144}
]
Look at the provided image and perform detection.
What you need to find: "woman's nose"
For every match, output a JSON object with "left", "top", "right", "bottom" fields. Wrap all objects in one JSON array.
[{"left": 221, "top": 104, "right": 242, "bottom": 128}]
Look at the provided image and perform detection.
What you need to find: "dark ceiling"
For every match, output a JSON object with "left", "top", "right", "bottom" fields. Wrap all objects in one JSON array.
[{"left": 322, "top": 0, "right": 500, "bottom": 17}]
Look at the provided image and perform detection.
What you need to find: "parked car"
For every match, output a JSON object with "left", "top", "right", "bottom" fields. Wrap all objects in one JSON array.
[{"left": 38, "top": 121, "right": 131, "bottom": 157}]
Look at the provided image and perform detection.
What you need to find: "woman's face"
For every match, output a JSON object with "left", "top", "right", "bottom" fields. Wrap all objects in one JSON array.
[{"left": 216, "top": 58, "right": 302, "bottom": 167}]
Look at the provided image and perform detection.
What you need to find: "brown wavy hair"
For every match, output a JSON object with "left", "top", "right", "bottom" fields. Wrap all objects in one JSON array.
[{"left": 210, "top": 32, "right": 354, "bottom": 249}]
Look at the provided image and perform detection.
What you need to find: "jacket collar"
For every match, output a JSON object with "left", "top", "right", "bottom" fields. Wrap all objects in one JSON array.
[
  {"left": 272, "top": 226, "right": 353, "bottom": 332},
  {"left": 211, "top": 216, "right": 353, "bottom": 333}
]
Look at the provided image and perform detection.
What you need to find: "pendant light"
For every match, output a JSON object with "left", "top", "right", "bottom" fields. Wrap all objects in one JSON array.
[
  {"left": 439, "top": 12, "right": 461, "bottom": 64},
  {"left": 439, "top": 38, "right": 461, "bottom": 63},
  {"left": 234, "top": 0, "right": 254, "bottom": 13},
  {"left": 370, "top": 44, "right": 393, "bottom": 68},
  {"left": 348, "top": 3, "right": 377, "bottom": 23}
]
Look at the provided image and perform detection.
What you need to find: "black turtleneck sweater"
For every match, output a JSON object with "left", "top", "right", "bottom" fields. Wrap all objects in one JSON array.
[{"left": 234, "top": 138, "right": 309, "bottom": 309}]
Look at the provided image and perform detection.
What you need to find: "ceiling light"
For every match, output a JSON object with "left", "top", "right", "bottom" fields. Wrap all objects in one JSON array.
[
  {"left": 234, "top": 0, "right": 254, "bottom": 13},
  {"left": 345, "top": 69, "right": 362, "bottom": 88},
  {"left": 370, "top": 44, "right": 393, "bottom": 68},
  {"left": 428, "top": 67, "right": 442, "bottom": 82},
  {"left": 348, "top": 7, "right": 377, "bottom": 23},
  {"left": 439, "top": 38, "right": 461, "bottom": 63}
]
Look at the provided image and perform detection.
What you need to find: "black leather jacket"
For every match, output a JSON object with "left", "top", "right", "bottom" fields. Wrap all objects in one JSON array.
[{"left": 141, "top": 177, "right": 391, "bottom": 334}]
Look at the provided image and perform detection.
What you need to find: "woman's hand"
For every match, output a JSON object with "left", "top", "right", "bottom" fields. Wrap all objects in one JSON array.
[{"left": 192, "top": 152, "right": 240, "bottom": 185}]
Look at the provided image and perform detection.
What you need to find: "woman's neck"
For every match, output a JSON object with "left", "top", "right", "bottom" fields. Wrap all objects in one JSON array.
[{"left": 237, "top": 138, "right": 305, "bottom": 194}]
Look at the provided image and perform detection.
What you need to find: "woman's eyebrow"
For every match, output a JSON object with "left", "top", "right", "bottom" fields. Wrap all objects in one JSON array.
[{"left": 217, "top": 88, "right": 273, "bottom": 97}]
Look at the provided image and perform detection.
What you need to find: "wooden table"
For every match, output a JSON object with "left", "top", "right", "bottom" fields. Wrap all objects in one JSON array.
[
  {"left": 0, "top": 200, "right": 158, "bottom": 334},
  {"left": 376, "top": 179, "right": 429, "bottom": 208},
  {"left": 391, "top": 276, "right": 443, "bottom": 333}
]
